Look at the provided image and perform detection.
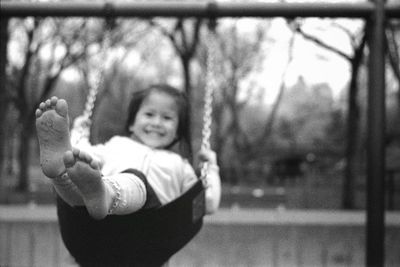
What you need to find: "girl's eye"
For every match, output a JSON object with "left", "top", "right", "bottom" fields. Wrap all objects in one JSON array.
[{"left": 145, "top": 112, "right": 154, "bottom": 117}]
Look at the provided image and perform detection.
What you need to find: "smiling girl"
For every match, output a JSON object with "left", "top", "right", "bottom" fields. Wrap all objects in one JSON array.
[{"left": 35, "top": 84, "right": 221, "bottom": 220}]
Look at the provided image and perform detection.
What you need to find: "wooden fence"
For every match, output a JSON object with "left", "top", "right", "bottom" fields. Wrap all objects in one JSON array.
[{"left": 1, "top": 205, "right": 399, "bottom": 267}]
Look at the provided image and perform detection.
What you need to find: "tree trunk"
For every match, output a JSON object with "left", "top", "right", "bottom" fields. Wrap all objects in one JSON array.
[
  {"left": 182, "top": 56, "right": 191, "bottom": 96},
  {"left": 16, "top": 120, "right": 33, "bottom": 192},
  {"left": 385, "top": 28, "right": 400, "bottom": 107},
  {"left": 343, "top": 68, "right": 360, "bottom": 209},
  {"left": 342, "top": 33, "right": 367, "bottom": 209}
]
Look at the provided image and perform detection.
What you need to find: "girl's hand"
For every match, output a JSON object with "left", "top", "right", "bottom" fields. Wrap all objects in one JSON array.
[
  {"left": 71, "top": 115, "right": 92, "bottom": 143},
  {"left": 198, "top": 148, "right": 217, "bottom": 165},
  {"left": 73, "top": 115, "right": 91, "bottom": 130}
]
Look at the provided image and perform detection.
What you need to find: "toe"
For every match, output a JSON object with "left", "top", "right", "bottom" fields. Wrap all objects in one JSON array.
[
  {"left": 72, "top": 147, "right": 80, "bottom": 157},
  {"left": 55, "top": 99, "right": 69, "bottom": 117},
  {"left": 90, "top": 159, "right": 100, "bottom": 170},
  {"left": 50, "top": 96, "right": 58, "bottom": 106},
  {"left": 78, "top": 150, "right": 92, "bottom": 163},
  {"left": 35, "top": 109, "right": 42, "bottom": 118},
  {"left": 39, "top": 102, "right": 46, "bottom": 110},
  {"left": 63, "top": 150, "right": 76, "bottom": 168}
]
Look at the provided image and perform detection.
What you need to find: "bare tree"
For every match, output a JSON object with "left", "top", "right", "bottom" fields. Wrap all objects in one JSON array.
[
  {"left": 253, "top": 21, "right": 296, "bottom": 154},
  {"left": 203, "top": 21, "right": 269, "bottom": 184},
  {"left": 7, "top": 18, "right": 92, "bottom": 191},
  {"left": 294, "top": 19, "right": 367, "bottom": 209},
  {"left": 6, "top": 17, "right": 149, "bottom": 192},
  {"left": 149, "top": 18, "right": 202, "bottom": 99},
  {"left": 386, "top": 22, "right": 400, "bottom": 104}
]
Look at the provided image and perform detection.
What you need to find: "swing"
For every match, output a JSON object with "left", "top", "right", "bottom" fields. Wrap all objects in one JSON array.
[{"left": 56, "top": 19, "right": 218, "bottom": 266}]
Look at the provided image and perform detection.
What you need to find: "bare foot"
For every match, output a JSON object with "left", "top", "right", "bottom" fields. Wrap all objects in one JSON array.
[
  {"left": 64, "top": 148, "right": 112, "bottom": 220},
  {"left": 35, "top": 96, "right": 71, "bottom": 178}
]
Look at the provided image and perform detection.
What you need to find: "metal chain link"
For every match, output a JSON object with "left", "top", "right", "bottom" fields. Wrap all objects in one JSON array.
[
  {"left": 200, "top": 27, "right": 217, "bottom": 185},
  {"left": 85, "top": 27, "right": 111, "bottom": 120},
  {"left": 74, "top": 23, "right": 112, "bottom": 139}
]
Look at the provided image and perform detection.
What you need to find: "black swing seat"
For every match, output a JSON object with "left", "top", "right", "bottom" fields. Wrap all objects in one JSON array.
[{"left": 57, "top": 179, "right": 205, "bottom": 267}]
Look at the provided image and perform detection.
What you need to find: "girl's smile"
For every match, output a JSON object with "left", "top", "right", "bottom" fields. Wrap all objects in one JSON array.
[{"left": 130, "top": 91, "right": 179, "bottom": 149}]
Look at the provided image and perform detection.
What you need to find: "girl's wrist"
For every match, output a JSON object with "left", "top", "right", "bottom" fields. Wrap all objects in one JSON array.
[{"left": 207, "top": 163, "right": 219, "bottom": 172}]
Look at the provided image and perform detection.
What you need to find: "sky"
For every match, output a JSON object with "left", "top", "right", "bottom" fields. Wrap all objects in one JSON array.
[
  {"left": 227, "top": 0, "right": 366, "bottom": 105},
  {"left": 242, "top": 17, "right": 364, "bottom": 104}
]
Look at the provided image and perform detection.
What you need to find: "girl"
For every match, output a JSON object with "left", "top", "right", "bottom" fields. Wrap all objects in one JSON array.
[{"left": 35, "top": 84, "right": 221, "bottom": 221}]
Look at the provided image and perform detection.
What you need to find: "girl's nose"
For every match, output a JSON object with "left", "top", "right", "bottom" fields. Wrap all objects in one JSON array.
[{"left": 150, "top": 116, "right": 162, "bottom": 126}]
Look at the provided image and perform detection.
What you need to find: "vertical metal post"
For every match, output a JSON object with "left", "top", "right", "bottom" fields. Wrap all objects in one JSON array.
[
  {"left": 0, "top": 18, "right": 9, "bottom": 202},
  {"left": 367, "top": 0, "right": 386, "bottom": 266}
]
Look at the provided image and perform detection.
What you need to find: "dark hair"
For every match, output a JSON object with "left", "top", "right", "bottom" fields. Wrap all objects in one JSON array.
[{"left": 125, "top": 84, "right": 192, "bottom": 160}]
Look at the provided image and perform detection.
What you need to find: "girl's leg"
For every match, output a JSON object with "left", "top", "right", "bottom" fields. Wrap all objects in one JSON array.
[
  {"left": 64, "top": 148, "right": 146, "bottom": 220},
  {"left": 63, "top": 148, "right": 112, "bottom": 220},
  {"left": 35, "top": 96, "right": 71, "bottom": 178}
]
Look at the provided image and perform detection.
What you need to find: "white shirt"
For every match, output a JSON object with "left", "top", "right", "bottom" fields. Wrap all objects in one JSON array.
[{"left": 74, "top": 135, "right": 198, "bottom": 204}]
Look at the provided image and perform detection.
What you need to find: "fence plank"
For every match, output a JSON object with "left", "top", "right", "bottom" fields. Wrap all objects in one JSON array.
[
  {"left": 31, "top": 223, "right": 59, "bottom": 267},
  {"left": 386, "top": 227, "right": 400, "bottom": 267},
  {"left": 325, "top": 227, "right": 356, "bottom": 267},
  {"left": 9, "top": 223, "right": 32, "bottom": 267},
  {"left": 0, "top": 223, "right": 10, "bottom": 266},
  {"left": 296, "top": 227, "right": 327, "bottom": 267},
  {"left": 1, "top": 206, "right": 400, "bottom": 267}
]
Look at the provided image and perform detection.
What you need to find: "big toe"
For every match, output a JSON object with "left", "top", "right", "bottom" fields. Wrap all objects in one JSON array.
[
  {"left": 63, "top": 151, "right": 76, "bottom": 168},
  {"left": 55, "top": 99, "right": 69, "bottom": 118}
]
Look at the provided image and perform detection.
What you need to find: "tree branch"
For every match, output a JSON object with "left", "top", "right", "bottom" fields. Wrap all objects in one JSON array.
[
  {"left": 294, "top": 21, "right": 352, "bottom": 61},
  {"left": 385, "top": 26, "right": 400, "bottom": 83}
]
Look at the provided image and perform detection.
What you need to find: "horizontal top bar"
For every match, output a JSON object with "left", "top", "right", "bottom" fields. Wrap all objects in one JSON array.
[
  {"left": 3, "top": 1, "right": 397, "bottom": 19},
  {"left": 387, "top": 3, "right": 400, "bottom": 17}
]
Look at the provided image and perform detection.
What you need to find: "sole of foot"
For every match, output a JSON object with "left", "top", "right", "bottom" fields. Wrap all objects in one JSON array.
[
  {"left": 64, "top": 148, "right": 110, "bottom": 220},
  {"left": 35, "top": 96, "right": 71, "bottom": 178}
]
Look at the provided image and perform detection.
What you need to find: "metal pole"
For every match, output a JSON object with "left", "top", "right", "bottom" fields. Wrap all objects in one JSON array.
[
  {"left": 0, "top": 18, "right": 9, "bottom": 203},
  {"left": 1, "top": 2, "right": 375, "bottom": 18},
  {"left": 367, "top": 0, "right": 386, "bottom": 266},
  {"left": 386, "top": 2, "right": 400, "bottom": 18}
]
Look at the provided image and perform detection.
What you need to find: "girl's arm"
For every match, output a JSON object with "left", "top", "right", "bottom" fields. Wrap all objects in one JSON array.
[{"left": 198, "top": 149, "right": 221, "bottom": 214}]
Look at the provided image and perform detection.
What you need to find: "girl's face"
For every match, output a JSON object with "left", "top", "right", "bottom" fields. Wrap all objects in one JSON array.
[{"left": 130, "top": 91, "right": 179, "bottom": 149}]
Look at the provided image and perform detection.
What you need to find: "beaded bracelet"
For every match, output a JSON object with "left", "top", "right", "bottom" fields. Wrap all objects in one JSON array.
[{"left": 103, "top": 178, "right": 122, "bottom": 215}]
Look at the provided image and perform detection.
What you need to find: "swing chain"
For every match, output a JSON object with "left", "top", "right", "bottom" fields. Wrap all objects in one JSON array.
[
  {"left": 83, "top": 20, "right": 113, "bottom": 121},
  {"left": 200, "top": 23, "right": 217, "bottom": 185},
  {"left": 74, "top": 20, "right": 113, "bottom": 141}
]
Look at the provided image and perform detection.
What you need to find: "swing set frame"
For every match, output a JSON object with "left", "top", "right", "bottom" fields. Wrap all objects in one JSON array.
[{"left": 1, "top": 1, "right": 400, "bottom": 266}]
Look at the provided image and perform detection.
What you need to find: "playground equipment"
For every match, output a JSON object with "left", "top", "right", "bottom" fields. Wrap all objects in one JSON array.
[{"left": 1, "top": 1, "right": 399, "bottom": 266}]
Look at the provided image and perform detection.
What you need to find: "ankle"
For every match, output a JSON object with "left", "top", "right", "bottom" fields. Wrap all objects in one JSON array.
[{"left": 103, "top": 178, "right": 122, "bottom": 215}]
